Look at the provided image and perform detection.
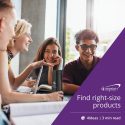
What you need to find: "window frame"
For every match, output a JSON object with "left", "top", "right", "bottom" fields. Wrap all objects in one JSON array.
[{"left": 56, "top": 0, "right": 94, "bottom": 65}]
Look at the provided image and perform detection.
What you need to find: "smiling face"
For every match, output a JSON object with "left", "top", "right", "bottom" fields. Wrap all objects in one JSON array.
[
  {"left": 76, "top": 39, "right": 97, "bottom": 63},
  {"left": 44, "top": 44, "right": 59, "bottom": 63},
  {"left": 14, "top": 33, "right": 32, "bottom": 52}
]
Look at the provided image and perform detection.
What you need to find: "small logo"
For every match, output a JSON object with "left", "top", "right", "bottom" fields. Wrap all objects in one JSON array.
[
  {"left": 81, "top": 116, "right": 85, "bottom": 120},
  {"left": 101, "top": 84, "right": 121, "bottom": 92}
]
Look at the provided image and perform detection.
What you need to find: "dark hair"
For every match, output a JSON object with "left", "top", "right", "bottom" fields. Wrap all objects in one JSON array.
[
  {"left": 34, "top": 37, "right": 62, "bottom": 62},
  {"left": 34, "top": 37, "right": 62, "bottom": 74},
  {"left": 75, "top": 29, "right": 99, "bottom": 44},
  {"left": 0, "top": 0, "right": 14, "bottom": 11}
]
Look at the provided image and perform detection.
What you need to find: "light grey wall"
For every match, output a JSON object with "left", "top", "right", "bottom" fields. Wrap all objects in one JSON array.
[{"left": 20, "top": 0, "right": 46, "bottom": 72}]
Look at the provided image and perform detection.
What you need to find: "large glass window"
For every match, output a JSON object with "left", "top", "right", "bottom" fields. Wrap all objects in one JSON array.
[
  {"left": 45, "top": 0, "right": 57, "bottom": 38},
  {"left": 11, "top": 0, "right": 22, "bottom": 75},
  {"left": 94, "top": 0, "right": 125, "bottom": 57},
  {"left": 65, "top": 0, "right": 86, "bottom": 64},
  {"left": 45, "top": 0, "right": 125, "bottom": 63}
]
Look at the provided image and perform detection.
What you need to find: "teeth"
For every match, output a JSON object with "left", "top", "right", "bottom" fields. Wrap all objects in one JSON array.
[
  {"left": 26, "top": 43, "right": 29, "bottom": 46},
  {"left": 84, "top": 54, "right": 91, "bottom": 57}
]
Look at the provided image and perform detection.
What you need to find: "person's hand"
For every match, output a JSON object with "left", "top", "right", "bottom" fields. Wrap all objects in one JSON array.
[
  {"left": 47, "top": 91, "right": 63, "bottom": 101},
  {"left": 23, "top": 79, "right": 36, "bottom": 88},
  {"left": 31, "top": 59, "right": 54, "bottom": 69},
  {"left": 53, "top": 56, "right": 62, "bottom": 66},
  {"left": 47, "top": 56, "right": 63, "bottom": 68}
]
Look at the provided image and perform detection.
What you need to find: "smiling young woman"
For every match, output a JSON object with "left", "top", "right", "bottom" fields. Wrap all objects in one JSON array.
[
  {"left": 0, "top": 17, "right": 63, "bottom": 105},
  {"left": 30, "top": 37, "right": 63, "bottom": 87}
]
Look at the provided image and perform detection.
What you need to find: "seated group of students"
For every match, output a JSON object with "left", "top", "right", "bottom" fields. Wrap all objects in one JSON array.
[{"left": 0, "top": 0, "right": 100, "bottom": 124}]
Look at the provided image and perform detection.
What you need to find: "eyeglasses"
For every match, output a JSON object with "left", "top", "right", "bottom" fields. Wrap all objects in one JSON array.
[{"left": 80, "top": 44, "right": 97, "bottom": 51}]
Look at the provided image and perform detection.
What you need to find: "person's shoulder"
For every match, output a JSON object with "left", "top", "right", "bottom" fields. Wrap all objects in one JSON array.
[
  {"left": 65, "top": 59, "right": 78, "bottom": 65},
  {"left": 64, "top": 59, "right": 78, "bottom": 68},
  {"left": 96, "top": 56, "right": 101, "bottom": 60},
  {"left": 63, "top": 59, "right": 78, "bottom": 74},
  {"left": 94, "top": 56, "right": 101, "bottom": 63}
]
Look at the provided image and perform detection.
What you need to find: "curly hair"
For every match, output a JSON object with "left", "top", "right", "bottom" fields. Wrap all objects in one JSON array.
[{"left": 75, "top": 29, "right": 99, "bottom": 44}]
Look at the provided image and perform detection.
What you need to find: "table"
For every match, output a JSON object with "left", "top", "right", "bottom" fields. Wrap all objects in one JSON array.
[{"left": 10, "top": 100, "right": 70, "bottom": 125}]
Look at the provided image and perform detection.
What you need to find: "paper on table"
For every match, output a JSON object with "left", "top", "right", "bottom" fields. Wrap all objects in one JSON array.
[
  {"left": 17, "top": 86, "right": 32, "bottom": 93},
  {"left": 38, "top": 84, "right": 52, "bottom": 90},
  {"left": 12, "top": 114, "right": 59, "bottom": 125}
]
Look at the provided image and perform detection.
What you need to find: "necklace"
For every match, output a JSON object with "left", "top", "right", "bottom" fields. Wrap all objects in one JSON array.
[{"left": 7, "top": 49, "right": 14, "bottom": 64}]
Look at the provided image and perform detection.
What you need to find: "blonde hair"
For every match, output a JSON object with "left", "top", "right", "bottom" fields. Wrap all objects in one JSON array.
[
  {"left": 8, "top": 19, "right": 32, "bottom": 48},
  {"left": 15, "top": 19, "right": 32, "bottom": 37}
]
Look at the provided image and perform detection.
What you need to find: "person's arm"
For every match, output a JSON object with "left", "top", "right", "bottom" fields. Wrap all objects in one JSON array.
[
  {"left": 8, "top": 64, "right": 33, "bottom": 89},
  {"left": 22, "top": 70, "right": 38, "bottom": 88},
  {"left": 9, "top": 60, "right": 53, "bottom": 89},
  {"left": 48, "top": 56, "right": 63, "bottom": 86},
  {"left": 63, "top": 82, "right": 80, "bottom": 95},
  {"left": 0, "top": 52, "right": 63, "bottom": 105},
  {"left": 48, "top": 66, "right": 53, "bottom": 85},
  {"left": 62, "top": 62, "right": 80, "bottom": 95},
  {"left": 22, "top": 79, "right": 36, "bottom": 88}
]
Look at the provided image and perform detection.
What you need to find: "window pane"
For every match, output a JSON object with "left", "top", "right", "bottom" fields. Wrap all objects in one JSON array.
[
  {"left": 66, "top": 0, "right": 86, "bottom": 64},
  {"left": 94, "top": 0, "right": 125, "bottom": 57},
  {"left": 11, "top": 0, "right": 22, "bottom": 75},
  {"left": 45, "top": 0, "right": 57, "bottom": 38}
]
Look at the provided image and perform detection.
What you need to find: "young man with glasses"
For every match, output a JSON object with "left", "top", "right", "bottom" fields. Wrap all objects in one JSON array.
[{"left": 63, "top": 29, "right": 100, "bottom": 95}]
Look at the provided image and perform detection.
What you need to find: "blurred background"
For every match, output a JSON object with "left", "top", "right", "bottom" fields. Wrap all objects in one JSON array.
[{"left": 12, "top": 0, "right": 125, "bottom": 75}]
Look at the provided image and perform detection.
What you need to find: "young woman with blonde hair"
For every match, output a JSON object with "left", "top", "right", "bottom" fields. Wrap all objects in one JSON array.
[{"left": 0, "top": 18, "right": 63, "bottom": 105}]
